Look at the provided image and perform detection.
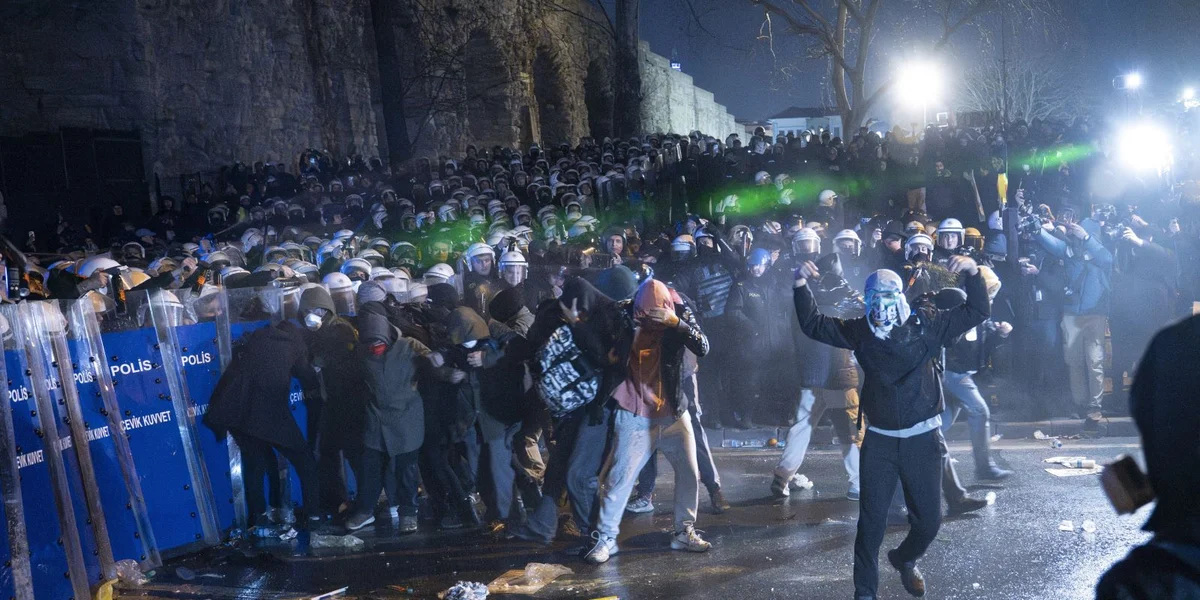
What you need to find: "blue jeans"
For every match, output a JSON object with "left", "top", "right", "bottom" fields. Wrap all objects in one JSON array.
[
  {"left": 941, "top": 370, "right": 993, "bottom": 470},
  {"left": 636, "top": 374, "right": 721, "bottom": 496},
  {"left": 524, "top": 405, "right": 611, "bottom": 541},
  {"left": 595, "top": 408, "right": 699, "bottom": 539}
]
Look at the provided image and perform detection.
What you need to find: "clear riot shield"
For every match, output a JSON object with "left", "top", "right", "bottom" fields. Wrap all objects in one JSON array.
[
  {"left": 98, "top": 290, "right": 218, "bottom": 553},
  {"left": 144, "top": 289, "right": 222, "bottom": 546},
  {"left": 1, "top": 303, "right": 92, "bottom": 600},
  {"left": 169, "top": 286, "right": 238, "bottom": 535},
  {"left": 63, "top": 298, "right": 161, "bottom": 569},
  {"left": 0, "top": 309, "right": 34, "bottom": 599},
  {"left": 23, "top": 301, "right": 118, "bottom": 580}
]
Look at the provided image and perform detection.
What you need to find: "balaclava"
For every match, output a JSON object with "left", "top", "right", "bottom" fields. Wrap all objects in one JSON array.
[{"left": 863, "top": 269, "right": 910, "bottom": 339}]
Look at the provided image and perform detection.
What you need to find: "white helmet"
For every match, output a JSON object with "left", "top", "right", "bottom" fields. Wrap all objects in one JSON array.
[
  {"left": 340, "top": 257, "right": 373, "bottom": 282},
  {"left": 936, "top": 218, "right": 965, "bottom": 236},
  {"left": 322, "top": 271, "right": 354, "bottom": 291},
  {"left": 424, "top": 262, "right": 455, "bottom": 285},
  {"left": 181, "top": 242, "right": 201, "bottom": 257},
  {"left": 78, "top": 256, "right": 121, "bottom": 277},
  {"left": 241, "top": 228, "right": 265, "bottom": 252},
  {"left": 818, "top": 189, "right": 838, "bottom": 207},
  {"left": 333, "top": 229, "right": 355, "bottom": 241},
  {"left": 498, "top": 250, "right": 528, "bottom": 286},
  {"left": 905, "top": 233, "right": 935, "bottom": 261},
  {"left": 833, "top": 229, "right": 862, "bottom": 257},
  {"left": 370, "top": 267, "right": 395, "bottom": 281},
  {"left": 754, "top": 171, "right": 771, "bottom": 185},
  {"left": 774, "top": 173, "right": 791, "bottom": 191},
  {"left": 356, "top": 248, "right": 386, "bottom": 267},
  {"left": 377, "top": 276, "right": 408, "bottom": 303},
  {"left": 465, "top": 242, "right": 496, "bottom": 274},
  {"left": 792, "top": 227, "right": 822, "bottom": 256},
  {"left": 390, "top": 268, "right": 412, "bottom": 283}
]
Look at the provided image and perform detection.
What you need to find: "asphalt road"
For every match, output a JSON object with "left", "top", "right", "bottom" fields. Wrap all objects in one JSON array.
[{"left": 122, "top": 437, "right": 1150, "bottom": 600}]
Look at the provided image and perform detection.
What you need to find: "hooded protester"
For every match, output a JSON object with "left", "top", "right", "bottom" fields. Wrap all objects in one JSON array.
[
  {"left": 299, "top": 285, "right": 369, "bottom": 519},
  {"left": 1096, "top": 315, "right": 1200, "bottom": 600},
  {"left": 205, "top": 315, "right": 322, "bottom": 530},
  {"left": 773, "top": 252, "right": 865, "bottom": 500},
  {"left": 586, "top": 278, "right": 712, "bottom": 564},
  {"left": 344, "top": 302, "right": 436, "bottom": 534},
  {"left": 509, "top": 277, "right": 624, "bottom": 545},
  {"left": 792, "top": 255, "right": 989, "bottom": 599}
]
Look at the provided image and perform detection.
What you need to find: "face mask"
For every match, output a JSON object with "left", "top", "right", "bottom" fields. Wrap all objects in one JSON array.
[
  {"left": 368, "top": 342, "right": 388, "bottom": 356},
  {"left": 867, "top": 293, "right": 905, "bottom": 339},
  {"left": 462, "top": 340, "right": 477, "bottom": 349},
  {"left": 304, "top": 313, "right": 324, "bottom": 330}
]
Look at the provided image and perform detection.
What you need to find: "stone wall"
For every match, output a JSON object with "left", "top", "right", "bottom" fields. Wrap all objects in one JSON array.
[
  {"left": 0, "top": 2, "right": 735, "bottom": 192},
  {"left": 0, "top": 0, "right": 381, "bottom": 180},
  {"left": 638, "top": 41, "right": 737, "bottom": 140}
]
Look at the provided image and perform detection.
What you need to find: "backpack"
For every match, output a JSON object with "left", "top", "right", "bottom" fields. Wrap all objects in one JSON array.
[{"left": 533, "top": 324, "right": 600, "bottom": 418}]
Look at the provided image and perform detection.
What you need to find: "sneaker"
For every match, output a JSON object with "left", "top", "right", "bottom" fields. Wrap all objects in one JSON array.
[
  {"left": 789, "top": 474, "right": 814, "bottom": 491},
  {"left": 438, "top": 514, "right": 464, "bottom": 530},
  {"left": 387, "top": 506, "right": 400, "bottom": 520},
  {"left": 583, "top": 532, "right": 619, "bottom": 564},
  {"left": 847, "top": 489, "right": 861, "bottom": 501},
  {"left": 625, "top": 494, "right": 655, "bottom": 514},
  {"left": 344, "top": 512, "right": 376, "bottom": 532},
  {"left": 670, "top": 525, "right": 712, "bottom": 553},
  {"left": 770, "top": 475, "right": 790, "bottom": 498},
  {"left": 398, "top": 515, "right": 418, "bottom": 534},
  {"left": 976, "top": 463, "right": 1014, "bottom": 481},
  {"left": 709, "top": 489, "right": 731, "bottom": 514}
]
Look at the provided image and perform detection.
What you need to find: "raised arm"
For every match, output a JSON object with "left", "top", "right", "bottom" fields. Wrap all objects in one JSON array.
[
  {"left": 792, "top": 263, "right": 857, "bottom": 350},
  {"left": 932, "top": 256, "right": 991, "bottom": 345}
]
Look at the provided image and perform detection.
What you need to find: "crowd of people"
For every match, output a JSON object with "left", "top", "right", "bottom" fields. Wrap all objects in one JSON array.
[{"left": 6, "top": 118, "right": 1200, "bottom": 597}]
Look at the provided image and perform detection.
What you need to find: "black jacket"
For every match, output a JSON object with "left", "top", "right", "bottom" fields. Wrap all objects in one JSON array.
[
  {"left": 205, "top": 322, "right": 319, "bottom": 449},
  {"left": 793, "top": 270, "right": 990, "bottom": 430}
]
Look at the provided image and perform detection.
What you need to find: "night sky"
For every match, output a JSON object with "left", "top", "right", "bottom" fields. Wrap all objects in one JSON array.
[{"left": 637, "top": 0, "right": 1200, "bottom": 122}]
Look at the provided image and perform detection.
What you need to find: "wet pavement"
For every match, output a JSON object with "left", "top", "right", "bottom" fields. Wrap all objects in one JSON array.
[{"left": 120, "top": 437, "right": 1149, "bottom": 599}]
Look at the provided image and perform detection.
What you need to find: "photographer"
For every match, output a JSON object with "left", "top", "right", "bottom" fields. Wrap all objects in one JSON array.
[
  {"left": 1109, "top": 222, "right": 1176, "bottom": 403},
  {"left": 1034, "top": 214, "right": 1112, "bottom": 435}
]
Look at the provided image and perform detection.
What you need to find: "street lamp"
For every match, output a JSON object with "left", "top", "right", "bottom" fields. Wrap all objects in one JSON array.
[{"left": 896, "top": 61, "right": 944, "bottom": 128}]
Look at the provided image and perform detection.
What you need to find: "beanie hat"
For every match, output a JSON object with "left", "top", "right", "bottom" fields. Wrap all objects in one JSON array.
[
  {"left": 356, "top": 280, "right": 387, "bottom": 305},
  {"left": 428, "top": 283, "right": 459, "bottom": 309}
]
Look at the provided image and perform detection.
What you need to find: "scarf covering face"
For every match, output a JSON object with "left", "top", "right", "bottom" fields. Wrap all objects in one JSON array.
[
  {"left": 864, "top": 269, "right": 910, "bottom": 339},
  {"left": 613, "top": 279, "right": 681, "bottom": 418}
]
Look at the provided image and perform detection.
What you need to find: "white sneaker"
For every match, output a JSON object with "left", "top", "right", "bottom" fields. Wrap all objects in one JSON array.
[
  {"left": 625, "top": 494, "right": 655, "bottom": 514},
  {"left": 670, "top": 525, "right": 711, "bottom": 553},
  {"left": 583, "top": 531, "right": 619, "bottom": 564},
  {"left": 789, "top": 474, "right": 814, "bottom": 491},
  {"left": 345, "top": 513, "right": 376, "bottom": 532}
]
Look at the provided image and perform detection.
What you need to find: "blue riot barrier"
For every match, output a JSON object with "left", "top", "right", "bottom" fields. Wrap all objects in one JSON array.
[{"left": 0, "top": 287, "right": 334, "bottom": 597}]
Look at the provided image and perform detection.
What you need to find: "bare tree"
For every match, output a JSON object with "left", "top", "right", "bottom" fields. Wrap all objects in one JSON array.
[
  {"left": 957, "top": 53, "right": 1087, "bottom": 124},
  {"left": 745, "top": 0, "right": 1060, "bottom": 130}
]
